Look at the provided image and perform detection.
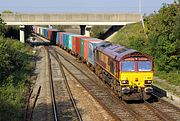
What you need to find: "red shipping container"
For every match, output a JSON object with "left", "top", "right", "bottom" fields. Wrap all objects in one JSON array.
[
  {"left": 59, "top": 32, "right": 65, "bottom": 45},
  {"left": 72, "top": 35, "right": 84, "bottom": 53},
  {"left": 48, "top": 30, "right": 51, "bottom": 40},
  {"left": 83, "top": 39, "right": 89, "bottom": 60},
  {"left": 83, "top": 39, "right": 101, "bottom": 61},
  {"left": 72, "top": 36, "right": 76, "bottom": 52},
  {"left": 74, "top": 36, "right": 89, "bottom": 55},
  {"left": 59, "top": 32, "right": 64, "bottom": 46}
]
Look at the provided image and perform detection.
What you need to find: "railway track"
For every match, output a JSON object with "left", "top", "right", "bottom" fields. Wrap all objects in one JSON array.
[
  {"left": 145, "top": 94, "right": 180, "bottom": 121},
  {"left": 45, "top": 47, "right": 82, "bottom": 121},
  {"left": 126, "top": 100, "right": 170, "bottom": 121},
  {"left": 125, "top": 93, "right": 180, "bottom": 121},
  {"left": 46, "top": 47, "right": 58, "bottom": 121}
]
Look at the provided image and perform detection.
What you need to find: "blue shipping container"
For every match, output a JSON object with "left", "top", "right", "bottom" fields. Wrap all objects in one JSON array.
[
  {"left": 67, "top": 34, "right": 78, "bottom": 50},
  {"left": 88, "top": 40, "right": 105, "bottom": 65},
  {"left": 62, "top": 33, "right": 67, "bottom": 47},
  {"left": 56, "top": 32, "right": 60, "bottom": 45},
  {"left": 45, "top": 29, "right": 48, "bottom": 39}
]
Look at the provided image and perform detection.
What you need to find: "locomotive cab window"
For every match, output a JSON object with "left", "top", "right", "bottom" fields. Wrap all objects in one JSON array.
[
  {"left": 138, "top": 61, "right": 152, "bottom": 71},
  {"left": 121, "top": 61, "right": 135, "bottom": 71}
]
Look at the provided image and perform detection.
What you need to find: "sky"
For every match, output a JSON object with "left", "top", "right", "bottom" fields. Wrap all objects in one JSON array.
[{"left": 0, "top": 0, "right": 175, "bottom": 14}]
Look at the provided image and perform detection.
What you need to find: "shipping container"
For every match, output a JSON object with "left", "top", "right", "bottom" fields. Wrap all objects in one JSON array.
[
  {"left": 42, "top": 28, "right": 46, "bottom": 37},
  {"left": 47, "top": 30, "right": 51, "bottom": 40},
  {"left": 72, "top": 35, "right": 84, "bottom": 53},
  {"left": 88, "top": 39, "right": 106, "bottom": 65},
  {"left": 38, "top": 26, "right": 40, "bottom": 35},
  {"left": 44, "top": 29, "right": 48, "bottom": 39},
  {"left": 56, "top": 32, "right": 60, "bottom": 45},
  {"left": 72, "top": 35, "right": 81, "bottom": 53},
  {"left": 73, "top": 36, "right": 89, "bottom": 55},
  {"left": 66, "top": 34, "right": 70, "bottom": 49},
  {"left": 65, "top": 33, "right": 75, "bottom": 49},
  {"left": 62, "top": 33, "right": 67, "bottom": 47},
  {"left": 51, "top": 30, "right": 60, "bottom": 45},
  {"left": 79, "top": 38, "right": 104, "bottom": 62},
  {"left": 67, "top": 34, "right": 79, "bottom": 50},
  {"left": 59, "top": 32, "right": 64, "bottom": 46},
  {"left": 83, "top": 39, "right": 90, "bottom": 60},
  {"left": 36, "top": 26, "right": 40, "bottom": 35},
  {"left": 46, "top": 29, "right": 59, "bottom": 44},
  {"left": 40, "top": 27, "right": 43, "bottom": 36},
  {"left": 80, "top": 38, "right": 85, "bottom": 58}
]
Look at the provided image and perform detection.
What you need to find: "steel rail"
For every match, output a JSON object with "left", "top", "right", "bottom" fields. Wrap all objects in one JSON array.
[
  {"left": 49, "top": 48, "right": 83, "bottom": 121},
  {"left": 45, "top": 47, "right": 58, "bottom": 121},
  {"left": 143, "top": 94, "right": 173, "bottom": 121}
]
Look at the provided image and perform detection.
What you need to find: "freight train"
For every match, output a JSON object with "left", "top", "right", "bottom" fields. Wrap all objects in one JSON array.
[{"left": 33, "top": 26, "right": 154, "bottom": 100}]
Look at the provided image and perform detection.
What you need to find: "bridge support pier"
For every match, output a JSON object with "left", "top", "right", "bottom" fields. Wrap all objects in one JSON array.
[
  {"left": 20, "top": 25, "right": 25, "bottom": 43},
  {"left": 80, "top": 25, "right": 92, "bottom": 37}
]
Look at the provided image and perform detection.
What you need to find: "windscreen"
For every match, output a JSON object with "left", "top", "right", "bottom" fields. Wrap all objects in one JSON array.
[
  {"left": 138, "top": 61, "right": 152, "bottom": 71},
  {"left": 121, "top": 61, "right": 135, "bottom": 71}
]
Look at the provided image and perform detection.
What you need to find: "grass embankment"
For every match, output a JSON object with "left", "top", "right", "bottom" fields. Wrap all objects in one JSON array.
[
  {"left": 111, "top": 23, "right": 180, "bottom": 94},
  {"left": 0, "top": 37, "right": 35, "bottom": 121}
]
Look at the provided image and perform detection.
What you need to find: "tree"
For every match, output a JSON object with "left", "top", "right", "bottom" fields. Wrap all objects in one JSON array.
[
  {"left": 91, "top": 26, "right": 105, "bottom": 38},
  {"left": 0, "top": 14, "right": 5, "bottom": 36},
  {"left": 173, "top": 4, "right": 180, "bottom": 40},
  {"left": 2, "top": 10, "right": 13, "bottom": 13},
  {"left": 145, "top": 1, "right": 180, "bottom": 72}
]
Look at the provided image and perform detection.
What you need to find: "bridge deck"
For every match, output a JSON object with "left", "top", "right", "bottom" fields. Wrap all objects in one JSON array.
[{"left": 1, "top": 13, "right": 141, "bottom": 25}]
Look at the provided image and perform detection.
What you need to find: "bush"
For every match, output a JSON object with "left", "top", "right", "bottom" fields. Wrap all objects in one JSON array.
[{"left": 0, "top": 37, "right": 34, "bottom": 121}]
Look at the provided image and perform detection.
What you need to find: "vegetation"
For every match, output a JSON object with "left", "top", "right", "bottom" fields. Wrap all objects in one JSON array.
[
  {"left": 2, "top": 10, "right": 13, "bottom": 13},
  {"left": 112, "top": 1, "right": 180, "bottom": 87},
  {"left": 90, "top": 26, "right": 106, "bottom": 38},
  {"left": 1, "top": 10, "right": 32, "bottom": 40},
  {"left": 0, "top": 15, "right": 5, "bottom": 36},
  {"left": 0, "top": 14, "right": 34, "bottom": 121}
]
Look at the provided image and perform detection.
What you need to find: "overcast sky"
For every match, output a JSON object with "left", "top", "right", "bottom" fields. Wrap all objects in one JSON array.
[{"left": 0, "top": 0, "right": 175, "bottom": 14}]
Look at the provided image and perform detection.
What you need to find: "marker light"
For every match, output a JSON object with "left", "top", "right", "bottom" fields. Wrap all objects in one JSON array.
[
  {"left": 122, "top": 80, "right": 129, "bottom": 84},
  {"left": 145, "top": 80, "right": 152, "bottom": 84}
]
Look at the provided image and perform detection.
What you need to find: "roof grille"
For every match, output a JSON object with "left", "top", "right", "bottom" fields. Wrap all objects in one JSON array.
[{"left": 115, "top": 48, "right": 128, "bottom": 54}]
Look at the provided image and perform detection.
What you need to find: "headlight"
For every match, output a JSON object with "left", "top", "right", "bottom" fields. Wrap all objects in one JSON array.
[
  {"left": 145, "top": 80, "right": 152, "bottom": 84},
  {"left": 122, "top": 80, "right": 129, "bottom": 84}
]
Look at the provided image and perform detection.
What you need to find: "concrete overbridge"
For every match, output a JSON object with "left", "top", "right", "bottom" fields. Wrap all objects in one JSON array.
[{"left": 1, "top": 13, "right": 141, "bottom": 42}]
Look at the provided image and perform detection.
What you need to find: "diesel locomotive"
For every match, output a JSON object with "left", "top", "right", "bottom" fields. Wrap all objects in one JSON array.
[{"left": 33, "top": 26, "right": 154, "bottom": 100}]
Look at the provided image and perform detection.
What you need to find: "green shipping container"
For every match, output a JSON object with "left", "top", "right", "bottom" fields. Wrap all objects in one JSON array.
[
  {"left": 42, "top": 28, "right": 45, "bottom": 37},
  {"left": 80, "top": 38, "right": 85, "bottom": 58}
]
